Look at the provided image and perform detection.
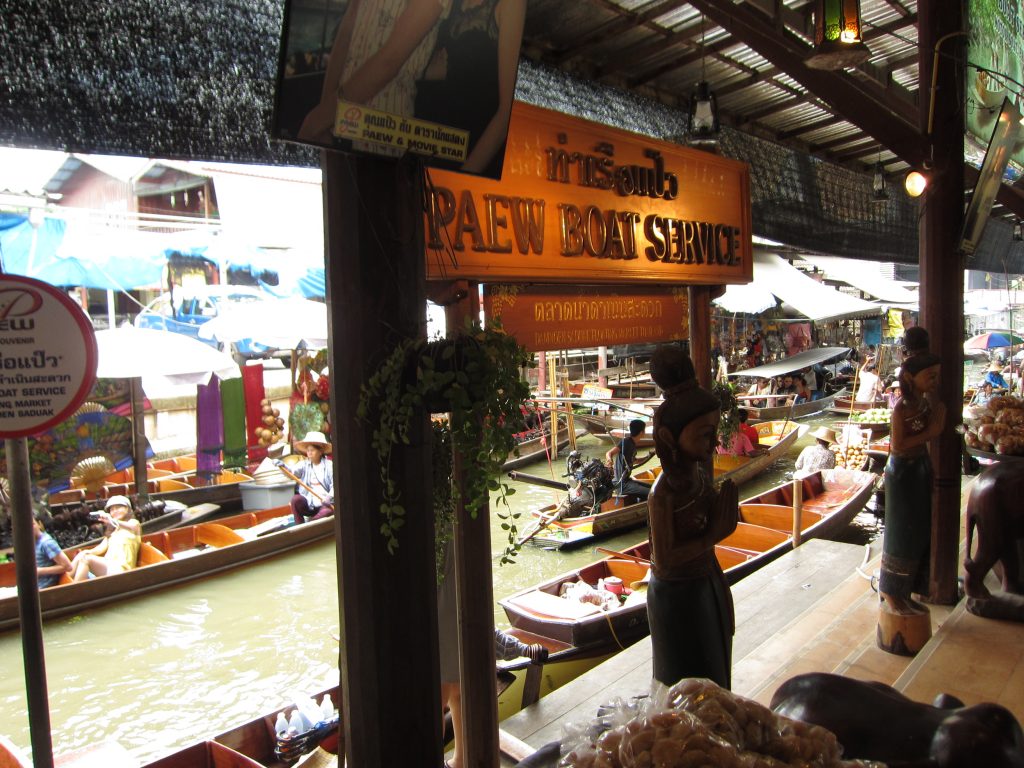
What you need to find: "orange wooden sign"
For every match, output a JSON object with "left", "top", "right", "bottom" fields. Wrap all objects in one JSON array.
[
  {"left": 484, "top": 284, "right": 688, "bottom": 353},
  {"left": 425, "top": 102, "right": 752, "bottom": 286}
]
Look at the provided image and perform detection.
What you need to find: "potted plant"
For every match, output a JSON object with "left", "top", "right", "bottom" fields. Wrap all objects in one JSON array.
[{"left": 357, "top": 318, "right": 535, "bottom": 563}]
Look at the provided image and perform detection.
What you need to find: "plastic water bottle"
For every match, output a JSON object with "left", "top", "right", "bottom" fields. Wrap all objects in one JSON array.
[
  {"left": 274, "top": 712, "right": 288, "bottom": 737},
  {"left": 288, "top": 708, "right": 305, "bottom": 734},
  {"left": 319, "top": 694, "right": 334, "bottom": 720}
]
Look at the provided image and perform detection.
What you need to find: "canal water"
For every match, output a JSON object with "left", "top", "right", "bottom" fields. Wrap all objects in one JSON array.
[{"left": 0, "top": 417, "right": 883, "bottom": 762}]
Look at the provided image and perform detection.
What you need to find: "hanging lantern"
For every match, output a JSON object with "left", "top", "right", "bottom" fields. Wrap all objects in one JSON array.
[
  {"left": 688, "top": 81, "right": 720, "bottom": 145},
  {"left": 805, "top": 0, "right": 871, "bottom": 70},
  {"left": 872, "top": 162, "right": 889, "bottom": 203}
]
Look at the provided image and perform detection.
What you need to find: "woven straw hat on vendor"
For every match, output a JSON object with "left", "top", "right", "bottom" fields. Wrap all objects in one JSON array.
[
  {"left": 295, "top": 431, "right": 332, "bottom": 454},
  {"left": 810, "top": 426, "right": 837, "bottom": 445}
]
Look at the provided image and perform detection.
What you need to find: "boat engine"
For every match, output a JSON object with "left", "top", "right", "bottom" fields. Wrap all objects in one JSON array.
[{"left": 559, "top": 451, "right": 614, "bottom": 516}]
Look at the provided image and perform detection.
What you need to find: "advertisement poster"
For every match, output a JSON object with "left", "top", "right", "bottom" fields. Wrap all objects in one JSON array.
[
  {"left": 272, "top": 0, "right": 525, "bottom": 180},
  {"left": 967, "top": 0, "right": 1024, "bottom": 171}
]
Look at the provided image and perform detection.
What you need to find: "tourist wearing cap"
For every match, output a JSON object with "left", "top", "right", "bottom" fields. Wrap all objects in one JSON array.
[
  {"left": 794, "top": 427, "right": 837, "bottom": 476},
  {"left": 983, "top": 361, "right": 1008, "bottom": 391},
  {"left": 71, "top": 495, "right": 142, "bottom": 582},
  {"left": 290, "top": 431, "right": 335, "bottom": 525},
  {"left": 34, "top": 510, "right": 72, "bottom": 588}
]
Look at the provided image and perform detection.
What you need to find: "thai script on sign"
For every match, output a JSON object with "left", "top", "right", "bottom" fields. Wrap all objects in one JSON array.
[
  {"left": 0, "top": 349, "right": 60, "bottom": 369},
  {"left": 335, "top": 102, "right": 469, "bottom": 162},
  {"left": 533, "top": 299, "right": 664, "bottom": 323}
]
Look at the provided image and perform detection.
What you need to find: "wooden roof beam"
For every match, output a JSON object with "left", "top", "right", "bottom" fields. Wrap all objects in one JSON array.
[
  {"left": 553, "top": 0, "right": 692, "bottom": 65},
  {"left": 777, "top": 115, "right": 845, "bottom": 139},
  {"left": 688, "top": 0, "right": 925, "bottom": 165}
]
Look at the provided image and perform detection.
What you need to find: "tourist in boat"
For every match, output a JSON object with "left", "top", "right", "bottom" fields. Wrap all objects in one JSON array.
[
  {"left": 34, "top": 511, "right": 72, "bottom": 588},
  {"left": 289, "top": 431, "right": 335, "bottom": 525},
  {"left": 738, "top": 409, "right": 760, "bottom": 448},
  {"left": 605, "top": 419, "right": 655, "bottom": 499},
  {"left": 879, "top": 352, "right": 946, "bottom": 616},
  {"left": 854, "top": 362, "right": 882, "bottom": 403},
  {"left": 717, "top": 410, "right": 765, "bottom": 458},
  {"left": 793, "top": 427, "right": 837, "bottom": 476},
  {"left": 646, "top": 346, "right": 739, "bottom": 689},
  {"left": 970, "top": 381, "right": 994, "bottom": 407},
  {"left": 792, "top": 375, "right": 811, "bottom": 405},
  {"left": 70, "top": 495, "right": 142, "bottom": 582}
]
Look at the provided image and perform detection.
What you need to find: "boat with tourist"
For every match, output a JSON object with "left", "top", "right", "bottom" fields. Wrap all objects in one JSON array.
[
  {"left": 728, "top": 346, "right": 852, "bottom": 422},
  {"left": 499, "top": 467, "right": 878, "bottom": 661},
  {"left": 0, "top": 506, "right": 333, "bottom": 632},
  {"left": 513, "top": 419, "right": 805, "bottom": 549}
]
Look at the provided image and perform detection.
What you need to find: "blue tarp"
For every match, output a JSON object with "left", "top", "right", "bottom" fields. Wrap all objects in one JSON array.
[{"left": 0, "top": 213, "right": 166, "bottom": 290}]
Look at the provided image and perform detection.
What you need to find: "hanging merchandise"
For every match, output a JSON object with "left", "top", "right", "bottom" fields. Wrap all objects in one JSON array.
[
  {"left": 289, "top": 348, "right": 330, "bottom": 448},
  {"left": 221, "top": 376, "right": 247, "bottom": 469},
  {"left": 243, "top": 365, "right": 272, "bottom": 464},
  {"left": 196, "top": 378, "right": 225, "bottom": 480}
]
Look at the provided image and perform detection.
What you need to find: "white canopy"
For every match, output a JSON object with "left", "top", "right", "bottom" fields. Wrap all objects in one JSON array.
[
  {"left": 713, "top": 281, "right": 778, "bottom": 314},
  {"left": 726, "top": 346, "right": 851, "bottom": 378},
  {"left": 747, "top": 252, "right": 884, "bottom": 323},
  {"left": 799, "top": 254, "right": 918, "bottom": 307}
]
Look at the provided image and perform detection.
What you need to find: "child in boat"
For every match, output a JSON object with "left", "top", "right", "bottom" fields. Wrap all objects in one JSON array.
[
  {"left": 70, "top": 495, "right": 142, "bottom": 581},
  {"left": 34, "top": 510, "right": 72, "bottom": 588}
]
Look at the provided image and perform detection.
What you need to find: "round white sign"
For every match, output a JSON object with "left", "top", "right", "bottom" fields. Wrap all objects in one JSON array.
[{"left": 0, "top": 275, "right": 98, "bottom": 438}]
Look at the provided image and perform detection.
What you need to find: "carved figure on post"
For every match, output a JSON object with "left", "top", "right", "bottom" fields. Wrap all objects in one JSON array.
[
  {"left": 877, "top": 350, "right": 945, "bottom": 654},
  {"left": 964, "top": 461, "right": 1024, "bottom": 621},
  {"left": 646, "top": 345, "right": 738, "bottom": 689}
]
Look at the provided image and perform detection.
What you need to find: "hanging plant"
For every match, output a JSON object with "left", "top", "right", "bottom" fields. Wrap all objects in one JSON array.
[
  {"left": 713, "top": 380, "right": 740, "bottom": 447},
  {"left": 357, "top": 318, "right": 535, "bottom": 563},
  {"left": 431, "top": 419, "right": 455, "bottom": 585}
]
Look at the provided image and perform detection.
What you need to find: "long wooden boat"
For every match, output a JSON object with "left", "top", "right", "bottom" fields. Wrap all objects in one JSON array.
[
  {"left": 735, "top": 387, "right": 847, "bottom": 422},
  {"left": 49, "top": 457, "right": 254, "bottom": 514},
  {"left": 521, "top": 420, "right": 804, "bottom": 549},
  {"left": 0, "top": 507, "right": 333, "bottom": 632},
  {"left": 500, "top": 468, "right": 878, "bottom": 660},
  {"left": 827, "top": 394, "right": 889, "bottom": 414},
  {"left": 502, "top": 426, "right": 588, "bottom": 471}
]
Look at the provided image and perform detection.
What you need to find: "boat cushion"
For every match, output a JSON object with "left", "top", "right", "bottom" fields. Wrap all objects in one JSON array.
[{"left": 508, "top": 589, "right": 603, "bottom": 620}]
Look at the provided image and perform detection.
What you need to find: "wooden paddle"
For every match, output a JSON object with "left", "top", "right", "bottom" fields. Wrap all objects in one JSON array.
[
  {"left": 596, "top": 546, "right": 650, "bottom": 565},
  {"left": 275, "top": 462, "right": 326, "bottom": 504}
]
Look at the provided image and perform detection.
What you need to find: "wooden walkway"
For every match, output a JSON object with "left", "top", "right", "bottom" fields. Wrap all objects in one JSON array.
[{"left": 498, "top": 531, "right": 1024, "bottom": 765}]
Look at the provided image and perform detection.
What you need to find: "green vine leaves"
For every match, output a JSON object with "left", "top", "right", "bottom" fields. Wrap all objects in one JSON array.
[
  {"left": 357, "top": 319, "right": 535, "bottom": 564},
  {"left": 713, "top": 380, "right": 741, "bottom": 446}
]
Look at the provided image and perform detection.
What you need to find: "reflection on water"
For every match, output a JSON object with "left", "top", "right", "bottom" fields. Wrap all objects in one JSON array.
[{"left": 0, "top": 421, "right": 883, "bottom": 763}]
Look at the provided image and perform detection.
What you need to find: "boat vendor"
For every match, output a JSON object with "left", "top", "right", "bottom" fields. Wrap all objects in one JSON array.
[
  {"left": 794, "top": 427, "right": 837, "bottom": 476},
  {"left": 289, "top": 431, "right": 335, "bottom": 525},
  {"left": 646, "top": 345, "right": 739, "bottom": 689},
  {"left": 984, "top": 361, "right": 1009, "bottom": 391},
  {"left": 70, "top": 495, "right": 142, "bottom": 582},
  {"left": 970, "top": 381, "right": 994, "bottom": 407},
  {"left": 34, "top": 510, "right": 72, "bottom": 588},
  {"left": 605, "top": 419, "right": 655, "bottom": 499}
]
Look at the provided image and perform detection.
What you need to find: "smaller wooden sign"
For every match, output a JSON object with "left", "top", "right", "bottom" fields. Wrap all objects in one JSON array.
[{"left": 485, "top": 284, "right": 688, "bottom": 353}]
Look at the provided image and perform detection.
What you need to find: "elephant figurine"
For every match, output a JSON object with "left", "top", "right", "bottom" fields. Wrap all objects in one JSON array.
[
  {"left": 964, "top": 462, "right": 1024, "bottom": 619},
  {"left": 770, "top": 672, "right": 1024, "bottom": 768}
]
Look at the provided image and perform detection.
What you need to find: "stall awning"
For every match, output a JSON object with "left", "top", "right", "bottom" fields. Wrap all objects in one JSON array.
[
  {"left": 726, "top": 346, "right": 851, "bottom": 378},
  {"left": 799, "top": 254, "right": 919, "bottom": 307},
  {"left": 713, "top": 281, "right": 778, "bottom": 314},
  {"left": 749, "top": 252, "right": 883, "bottom": 323}
]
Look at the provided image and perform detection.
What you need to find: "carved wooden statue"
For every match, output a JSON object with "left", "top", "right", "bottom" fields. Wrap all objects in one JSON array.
[
  {"left": 964, "top": 461, "right": 1024, "bottom": 621},
  {"left": 771, "top": 672, "right": 1024, "bottom": 768}
]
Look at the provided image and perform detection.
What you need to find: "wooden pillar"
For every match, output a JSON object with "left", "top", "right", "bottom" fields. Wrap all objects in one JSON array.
[
  {"left": 689, "top": 285, "right": 712, "bottom": 388},
  {"left": 445, "top": 288, "right": 500, "bottom": 768},
  {"left": 323, "top": 152, "right": 441, "bottom": 766},
  {"left": 918, "top": 0, "right": 965, "bottom": 605}
]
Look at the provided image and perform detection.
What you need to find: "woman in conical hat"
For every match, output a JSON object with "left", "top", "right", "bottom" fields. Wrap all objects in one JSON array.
[{"left": 290, "top": 431, "right": 335, "bottom": 525}]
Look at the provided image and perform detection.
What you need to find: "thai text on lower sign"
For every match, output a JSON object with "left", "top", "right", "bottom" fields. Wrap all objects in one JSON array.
[
  {"left": 334, "top": 102, "right": 468, "bottom": 162},
  {"left": 533, "top": 298, "right": 664, "bottom": 322}
]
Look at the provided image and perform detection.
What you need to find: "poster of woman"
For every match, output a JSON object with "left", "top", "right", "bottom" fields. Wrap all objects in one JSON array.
[{"left": 272, "top": 0, "right": 525, "bottom": 180}]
